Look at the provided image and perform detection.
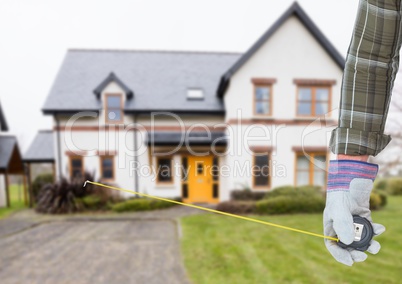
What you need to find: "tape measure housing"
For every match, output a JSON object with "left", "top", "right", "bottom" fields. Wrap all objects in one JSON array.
[{"left": 338, "top": 216, "right": 374, "bottom": 251}]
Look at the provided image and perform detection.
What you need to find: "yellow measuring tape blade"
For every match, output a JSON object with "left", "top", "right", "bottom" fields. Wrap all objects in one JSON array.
[{"left": 84, "top": 180, "right": 339, "bottom": 242}]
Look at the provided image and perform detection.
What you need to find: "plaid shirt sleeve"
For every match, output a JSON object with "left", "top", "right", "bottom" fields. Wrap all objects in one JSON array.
[{"left": 329, "top": 0, "right": 402, "bottom": 156}]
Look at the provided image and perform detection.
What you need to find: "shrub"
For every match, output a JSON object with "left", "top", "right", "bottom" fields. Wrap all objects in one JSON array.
[
  {"left": 35, "top": 172, "right": 115, "bottom": 214},
  {"left": 256, "top": 195, "right": 325, "bottom": 215},
  {"left": 36, "top": 180, "right": 84, "bottom": 214},
  {"left": 374, "top": 179, "right": 388, "bottom": 191},
  {"left": 80, "top": 195, "right": 102, "bottom": 210},
  {"left": 370, "top": 192, "right": 382, "bottom": 210},
  {"left": 387, "top": 178, "right": 402, "bottom": 195},
  {"left": 216, "top": 201, "right": 256, "bottom": 214},
  {"left": 264, "top": 186, "right": 295, "bottom": 199},
  {"left": 231, "top": 189, "right": 266, "bottom": 201},
  {"left": 32, "top": 173, "right": 54, "bottom": 202},
  {"left": 374, "top": 190, "right": 387, "bottom": 207},
  {"left": 265, "top": 185, "right": 323, "bottom": 199},
  {"left": 111, "top": 198, "right": 179, "bottom": 212}
]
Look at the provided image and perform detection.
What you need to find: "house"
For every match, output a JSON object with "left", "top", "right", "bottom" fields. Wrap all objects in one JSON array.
[
  {"left": 32, "top": 2, "right": 344, "bottom": 203},
  {"left": 0, "top": 99, "right": 25, "bottom": 208}
]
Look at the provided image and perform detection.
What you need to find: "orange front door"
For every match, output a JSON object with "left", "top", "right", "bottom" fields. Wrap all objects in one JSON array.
[{"left": 186, "top": 156, "right": 217, "bottom": 203}]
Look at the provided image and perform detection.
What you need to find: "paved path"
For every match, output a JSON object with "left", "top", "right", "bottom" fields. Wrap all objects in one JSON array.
[{"left": 0, "top": 206, "right": 204, "bottom": 284}]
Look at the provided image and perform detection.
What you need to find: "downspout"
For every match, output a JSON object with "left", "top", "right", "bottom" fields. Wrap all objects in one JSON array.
[
  {"left": 55, "top": 114, "right": 62, "bottom": 180},
  {"left": 133, "top": 114, "right": 139, "bottom": 193}
]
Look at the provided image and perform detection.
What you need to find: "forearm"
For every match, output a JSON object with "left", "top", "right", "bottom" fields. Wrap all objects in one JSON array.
[
  {"left": 330, "top": 0, "right": 402, "bottom": 157},
  {"left": 337, "top": 154, "right": 369, "bottom": 162}
]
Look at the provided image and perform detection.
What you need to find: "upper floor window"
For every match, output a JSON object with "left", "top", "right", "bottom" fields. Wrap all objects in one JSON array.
[
  {"left": 254, "top": 85, "right": 272, "bottom": 115},
  {"left": 297, "top": 86, "right": 330, "bottom": 116},
  {"left": 252, "top": 78, "right": 276, "bottom": 116},
  {"left": 105, "top": 94, "right": 123, "bottom": 123},
  {"left": 294, "top": 79, "right": 335, "bottom": 117}
]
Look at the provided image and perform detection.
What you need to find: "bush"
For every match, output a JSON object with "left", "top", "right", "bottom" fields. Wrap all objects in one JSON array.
[
  {"left": 370, "top": 192, "right": 382, "bottom": 210},
  {"left": 231, "top": 189, "right": 266, "bottom": 201},
  {"left": 80, "top": 195, "right": 102, "bottom": 210},
  {"left": 374, "top": 179, "right": 388, "bottom": 191},
  {"left": 36, "top": 180, "right": 84, "bottom": 214},
  {"left": 35, "top": 172, "right": 117, "bottom": 214},
  {"left": 374, "top": 190, "right": 388, "bottom": 207},
  {"left": 216, "top": 201, "right": 256, "bottom": 214},
  {"left": 32, "top": 173, "right": 54, "bottom": 202},
  {"left": 111, "top": 198, "right": 179, "bottom": 212},
  {"left": 387, "top": 178, "right": 402, "bottom": 195},
  {"left": 256, "top": 195, "right": 325, "bottom": 215},
  {"left": 265, "top": 185, "right": 323, "bottom": 199}
]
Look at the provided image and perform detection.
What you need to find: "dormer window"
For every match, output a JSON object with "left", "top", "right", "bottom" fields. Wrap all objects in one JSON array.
[
  {"left": 105, "top": 93, "right": 123, "bottom": 123},
  {"left": 187, "top": 89, "right": 204, "bottom": 100}
]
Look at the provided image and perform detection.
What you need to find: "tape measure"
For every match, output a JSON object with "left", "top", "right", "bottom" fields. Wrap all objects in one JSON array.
[{"left": 337, "top": 215, "right": 374, "bottom": 251}]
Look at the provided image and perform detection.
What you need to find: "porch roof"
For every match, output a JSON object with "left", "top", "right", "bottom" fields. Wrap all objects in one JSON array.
[
  {"left": 147, "top": 131, "right": 227, "bottom": 146},
  {"left": 23, "top": 130, "right": 55, "bottom": 163},
  {"left": 0, "top": 135, "right": 23, "bottom": 173}
]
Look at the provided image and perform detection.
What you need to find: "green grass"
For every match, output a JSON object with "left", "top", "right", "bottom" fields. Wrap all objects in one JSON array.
[
  {"left": 181, "top": 196, "right": 402, "bottom": 284},
  {"left": 0, "top": 184, "right": 27, "bottom": 219}
]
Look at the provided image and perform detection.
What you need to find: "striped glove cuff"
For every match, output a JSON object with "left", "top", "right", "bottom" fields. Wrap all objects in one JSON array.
[{"left": 327, "top": 160, "right": 378, "bottom": 192}]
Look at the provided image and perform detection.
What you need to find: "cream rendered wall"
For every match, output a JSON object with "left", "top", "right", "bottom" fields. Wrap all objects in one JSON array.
[
  {"left": 53, "top": 79, "right": 226, "bottom": 199},
  {"left": 54, "top": 82, "right": 136, "bottom": 197},
  {"left": 224, "top": 15, "right": 342, "bottom": 120},
  {"left": 221, "top": 15, "right": 344, "bottom": 200}
]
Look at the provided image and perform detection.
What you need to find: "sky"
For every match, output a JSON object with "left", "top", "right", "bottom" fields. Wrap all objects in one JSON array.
[{"left": 0, "top": 0, "right": 362, "bottom": 151}]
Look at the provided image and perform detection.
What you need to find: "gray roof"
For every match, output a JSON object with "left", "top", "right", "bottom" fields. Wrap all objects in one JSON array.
[
  {"left": 0, "top": 101, "right": 9, "bottom": 131},
  {"left": 217, "top": 2, "right": 345, "bottom": 97},
  {"left": 23, "top": 130, "right": 54, "bottom": 163},
  {"left": 0, "top": 136, "right": 18, "bottom": 170},
  {"left": 42, "top": 50, "right": 241, "bottom": 114},
  {"left": 148, "top": 131, "right": 227, "bottom": 146}
]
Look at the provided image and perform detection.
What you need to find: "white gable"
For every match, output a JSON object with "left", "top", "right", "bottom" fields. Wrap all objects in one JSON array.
[
  {"left": 102, "top": 81, "right": 126, "bottom": 95},
  {"left": 224, "top": 15, "right": 343, "bottom": 120}
]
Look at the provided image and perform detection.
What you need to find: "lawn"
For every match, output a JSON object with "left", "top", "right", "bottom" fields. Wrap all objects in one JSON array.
[
  {"left": 0, "top": 184, "right": 27, "bottom": 219},
  {"left": 181, "top": 196, "right": 402, "bottom": 284}
]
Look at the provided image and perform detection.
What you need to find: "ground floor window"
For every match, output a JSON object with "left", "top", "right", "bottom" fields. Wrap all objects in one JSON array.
[
  {"left": 295, "top": 152, "right": 327, "bottom": 186},
  {"left": 70, "top": 156, "right": 83, "bottom": 178},
  {"left": 253, "top": 153, "right": 270, "bottom": 188},
  {"left": 156, "top": 157, "right": 173, "bottom": 183},
  {"left": 100, "top": 156, "right": 114, "bottom": 180}
]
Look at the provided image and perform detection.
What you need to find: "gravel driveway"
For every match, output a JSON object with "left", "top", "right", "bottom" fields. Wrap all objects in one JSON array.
[{"left": 0, "top": 207, "right": 199, "bottom": 284}]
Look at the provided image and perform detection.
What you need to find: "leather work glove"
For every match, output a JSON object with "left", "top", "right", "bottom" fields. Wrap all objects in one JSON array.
[{"left": 323, "top": 160, "right": 386, "bottom": 266}]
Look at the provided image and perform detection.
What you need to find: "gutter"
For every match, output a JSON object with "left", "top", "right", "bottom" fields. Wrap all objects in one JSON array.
[
  {"left": 133, "top": 114, "right": 139, "bottom": 195},
  {"left": 55, "top": 115, "right": 63, "bottom": 180}
]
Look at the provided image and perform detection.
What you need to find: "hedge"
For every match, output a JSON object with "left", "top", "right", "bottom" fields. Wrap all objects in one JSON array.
[
  {"left": 256, "top": 195, "right": 325, "bottom": 215},
  {"left": 230, "top": 189, "right": 266, "bottom": 201},
  {"left": 387, "top": 178, "right": 402, "bottom": 195},
  {"left": 370, "top": 192, "right": 382, "bottom": 210},
  {"left": 264, "top": 185, "right": 323, "bottom": 199},
  {"left": 111, "top": 198, "right": 179, "bottom": 212},
  {"left": 216, "top": 201, "right": 256, "bottom": 214},
  {"left": 373, "top": 179, "right": 388, "bottom": 191},
  {"left": 373, "top": 190, "right": 387, "bottom": 207}
]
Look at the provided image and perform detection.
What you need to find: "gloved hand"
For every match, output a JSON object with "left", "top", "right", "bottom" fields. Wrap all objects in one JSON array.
[{"left": 323, "top": 160, "right": 386, "bottom": 266}]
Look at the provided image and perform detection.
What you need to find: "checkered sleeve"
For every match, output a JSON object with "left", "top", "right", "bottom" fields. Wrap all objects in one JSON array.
[{"left": 330, "top": 0, "right": 402, "bottom": 156}]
